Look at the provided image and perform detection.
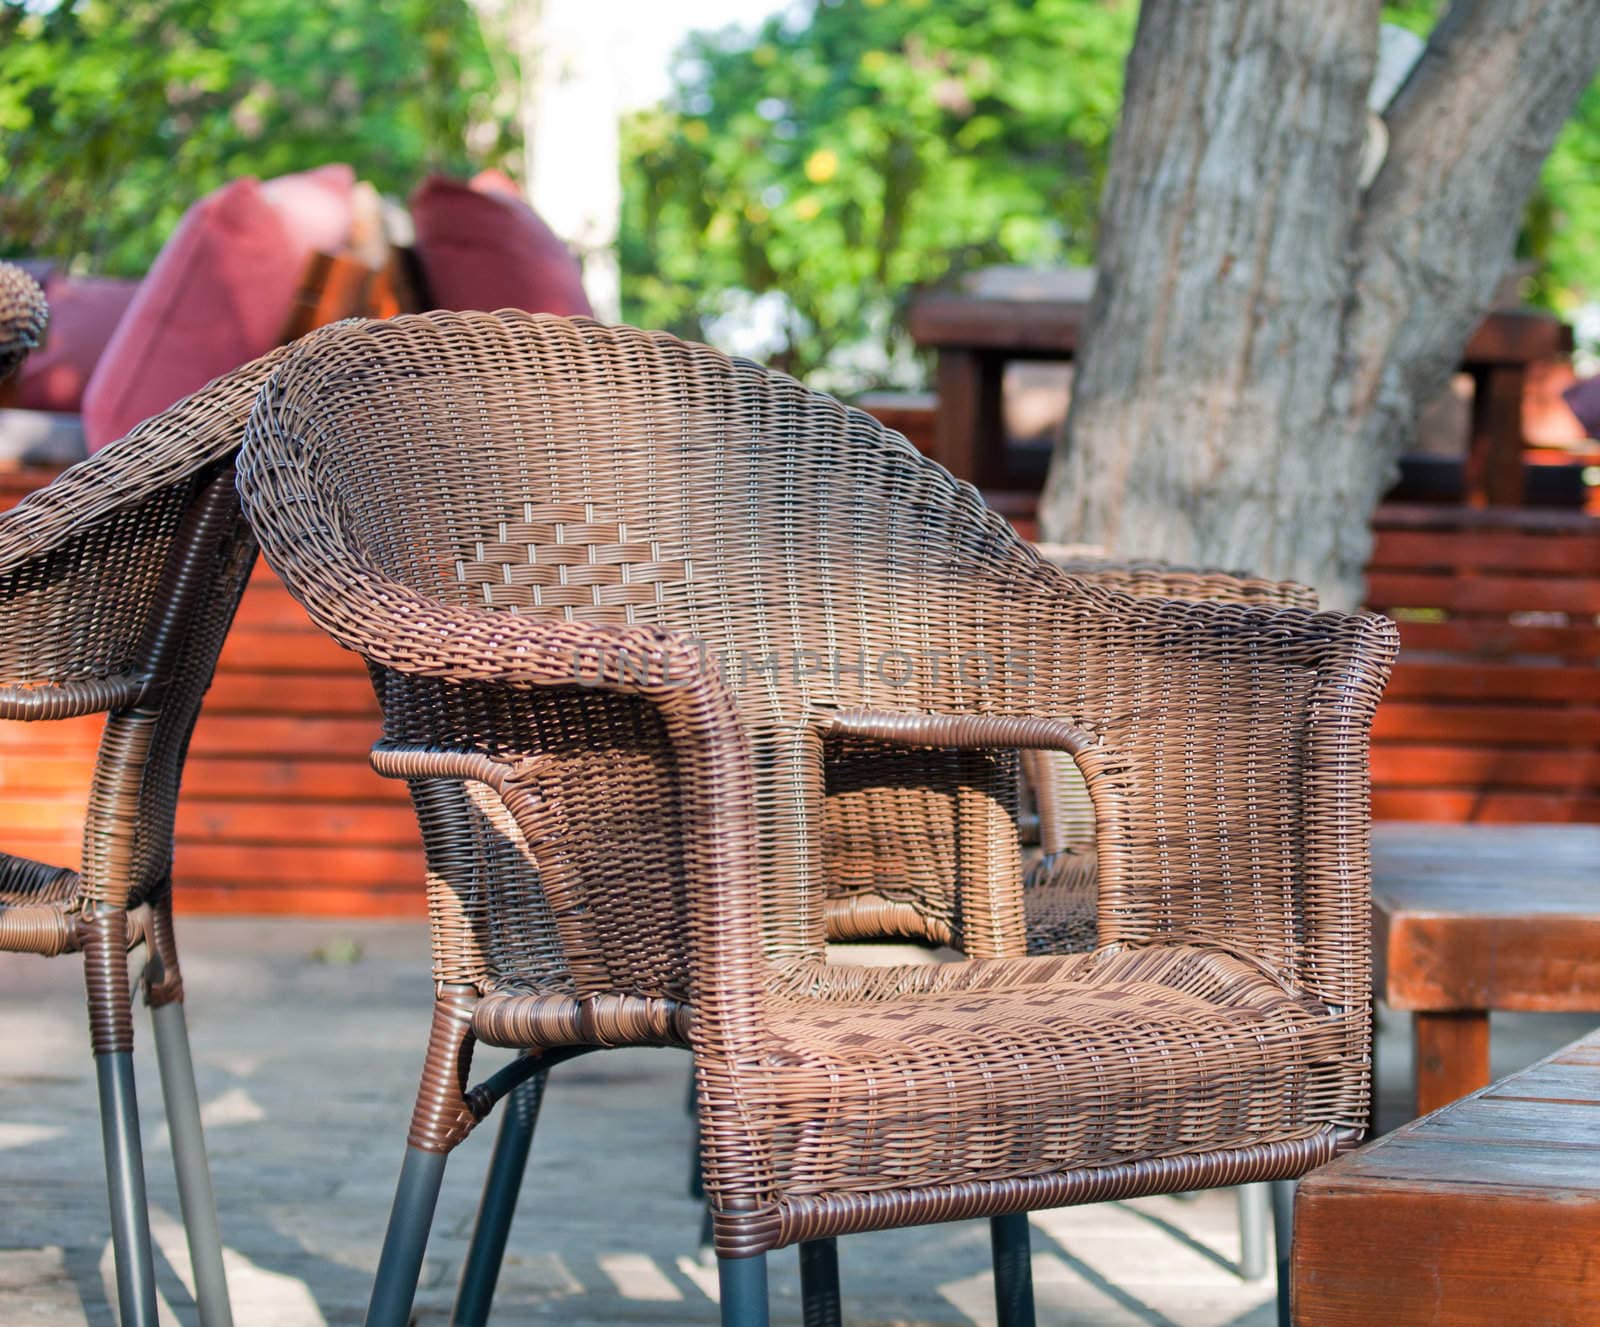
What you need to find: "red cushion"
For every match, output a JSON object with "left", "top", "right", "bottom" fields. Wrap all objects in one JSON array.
[
  {"left": 81, "top": 165, "right": 354, "bottom": 451},
  {"left": 12, "top": 274, "right": 139, "bottom": 413},
  {"left": 410, "top": 174, "right": 592, "bottom": 318},
  {"left": 261, "top": 163, "right": 357, "bottom": 254}
]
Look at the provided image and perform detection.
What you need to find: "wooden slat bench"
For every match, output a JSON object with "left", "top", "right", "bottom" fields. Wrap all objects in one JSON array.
[{"left": 1294, "top": 1028, "right": 1600, "bottom": 1325}]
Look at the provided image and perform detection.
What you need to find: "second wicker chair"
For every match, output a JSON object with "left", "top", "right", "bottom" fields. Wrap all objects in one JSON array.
[
  {"left": 238, "top": 311, "right": 1397, "bottom": 1327},
  {"left": 0, "top": 267, "right": 289, "bottom": 1325}
]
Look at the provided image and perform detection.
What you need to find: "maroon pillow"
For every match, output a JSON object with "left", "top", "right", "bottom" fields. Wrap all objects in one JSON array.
[
  {"left": 12, "top": 274, "right": 139, "bottom": 413},
  {"left": 81, "top": 165, "right": 355, "bottom": 451},
  {"left": 410, "top": 174, "right": 592, "bottom": 318},
  {"left": 260, "top": 163, "right": 357, "bottom": 254}
]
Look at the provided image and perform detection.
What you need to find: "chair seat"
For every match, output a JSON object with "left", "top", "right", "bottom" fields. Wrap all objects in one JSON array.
[{"left": 752, "top": 943, "right": 1349, "bottom": 1201}]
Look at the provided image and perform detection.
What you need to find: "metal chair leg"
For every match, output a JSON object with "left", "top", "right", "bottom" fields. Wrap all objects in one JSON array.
[
  {"left": 1271, "top": 1178, "right": 1296, "bottom": 1327},
  {"left": 365, "top": 1147, "right": 449, "bottom": 1327},
  {"left": 145, "top": 893, "right": 231, "bottom": 1327},
  {"left": 451, "top": 1066, "right": 549, "bottom": 1327},
  {"left": 990, "top": 1212, "right": 1036, "bottom": 1327},
  {"left": 85, "top": 909, "right": 158, "bottom": 1327},
  {"left": 1237, "top": 1182, "right": 1271, "bottom": 1280},
  {"left": 151, "top": 999, "right": 233, "bottom": 1326},
  {"left": 96, "top": 1050, "right": 160, "bottom": 1327},
  {"left": 718, "top": 1253, "right": 769, "bottom": 1327},
  {"left": 799, "top": 1237, "right": 841, "bottom": 1327}
]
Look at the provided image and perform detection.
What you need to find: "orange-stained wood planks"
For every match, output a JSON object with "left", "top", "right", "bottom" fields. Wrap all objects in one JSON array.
[{"left": 1294, "top": 1030, "right": 1600, "bottom": 1325}]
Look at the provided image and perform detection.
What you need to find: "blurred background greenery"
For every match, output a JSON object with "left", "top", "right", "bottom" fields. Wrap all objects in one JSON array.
[{"left": 4, "top": 0, "right": 1597, "bottom": 389}]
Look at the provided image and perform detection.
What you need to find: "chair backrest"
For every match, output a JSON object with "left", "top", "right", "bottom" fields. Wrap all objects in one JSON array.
[
  {"left": 242, "top": 312, "right": 1348, "bottom": 997},
  {"left": 0, "top": 345, "right": 288, "bottom": 907},
  {"left": 244, "top": 313, "right": 1063, "bottom": 980}
]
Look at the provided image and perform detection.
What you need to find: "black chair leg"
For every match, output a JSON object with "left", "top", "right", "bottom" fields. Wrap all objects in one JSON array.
[
  {"left": 86, "top": 912, "right": 159, "bottom": 1327},
  {"left": 96, "top": 1050, "right": 160, "bottom": 1327},
  {"left": 365, "top": 1147, "right": 448, "bottom": 1327},
  {"left": 718, "top": 1253, "right": 769, "bottom": 1327},
  {"left": 1272, "top": 1178, "right": 1296, "bottom": 1327},
  {"left": 799, "top": 1237, "right": 841, "bottom": 1327},
  {"left": 451, "top": 1067, "right": 549, "bottom": 1326},
  {"left": 990, "top": 1212, "right": 1036, "bottom": 1327}
]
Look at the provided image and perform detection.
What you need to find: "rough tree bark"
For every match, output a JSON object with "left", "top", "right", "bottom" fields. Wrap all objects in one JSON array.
[{"left": 1040, "top": 1, "right": 1600, "bottom": 607}]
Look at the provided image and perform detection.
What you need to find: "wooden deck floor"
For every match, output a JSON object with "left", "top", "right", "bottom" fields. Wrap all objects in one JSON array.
[{"left": 1, "top": 919, "right": 1594, "bottom": 1326}]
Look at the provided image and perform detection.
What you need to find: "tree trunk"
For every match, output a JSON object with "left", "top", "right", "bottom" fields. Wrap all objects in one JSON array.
[{"left": 1040, "top": 0, "right": 1600, "bottom": 607}]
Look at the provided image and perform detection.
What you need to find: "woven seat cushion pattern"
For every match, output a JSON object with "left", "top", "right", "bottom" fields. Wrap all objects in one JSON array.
[{"left": 751, "top": 944, "right": 1345, "bottom": 1200}]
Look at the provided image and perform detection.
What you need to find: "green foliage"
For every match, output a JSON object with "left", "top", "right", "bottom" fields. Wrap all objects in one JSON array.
[
  {"left": 620, "top": 0, "right": 1137, "bottom": 388},
  {"left": 623, "top": 0, "right": 1600, "bottom": 388},
  {"left": 0, "top": 0, "right": 514, "bottom": 277}
]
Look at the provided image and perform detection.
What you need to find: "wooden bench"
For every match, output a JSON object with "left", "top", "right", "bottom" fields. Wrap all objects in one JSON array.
[
  {"left": 1373, "top": 822, "right": 1600, "bottom": 1116},
  {"left": 1366, "top": 503, "right": 1600, "bottom": 825},
  {"left": 1294, "top": 1028, "right": 1600, "bottom": 1325}
]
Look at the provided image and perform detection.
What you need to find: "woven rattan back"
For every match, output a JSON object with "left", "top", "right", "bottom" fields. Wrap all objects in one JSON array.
[
  {"left": 244, "top": 312, "right": 1368, "bottom": 1012},
  {"left": 0, "top": 262, "right": 47, "bottom": 385},
  {"left": 0, "top": 347, "right": 287, "bottom": 907}
]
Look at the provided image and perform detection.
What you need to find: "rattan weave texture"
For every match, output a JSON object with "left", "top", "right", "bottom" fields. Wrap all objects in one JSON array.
[
  {"left": 238, "top": 311, "right": 1397, "bottom": 1257},
  {"left": 0, "top": 262, "right": 47, "bottom": 384}
]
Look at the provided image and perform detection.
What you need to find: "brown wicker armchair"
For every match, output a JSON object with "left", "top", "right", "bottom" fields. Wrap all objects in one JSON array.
[
  {"left": 0, "top": 343, "right": 288, "bottom": 1327},
  {"left": 0, "top": 261, "right": 49, "bottom": 387},
  {"left": 238, "top": 311, "right": 1396, "bottom": 1327}
]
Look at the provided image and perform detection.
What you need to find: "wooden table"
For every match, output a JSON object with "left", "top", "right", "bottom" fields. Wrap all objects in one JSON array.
[
  {"left": 908, "top": 268, "right": 1571, "bottom": 505},
  {"left": 906, "top": 266, "right": 1092, "bottom": 490},
  {"left": 1293, "top": 1028, "right": 1600, "bottom": 1325},
  {"left": 1372, "top": 822, "right": 1600, "bottom": 1117}
]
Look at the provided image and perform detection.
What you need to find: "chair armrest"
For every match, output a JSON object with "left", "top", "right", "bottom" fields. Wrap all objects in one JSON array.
[
  {"left": 824, "top": 709, "right": 1121, "bottom": 957},
  {"left": 831, "top": 588, "right": 1397, "bottom": 1009},
  {"left": 1025, "top": 553, "right": 1316, "bottom": 863},
  {"left": 273, "top": 560, "right": 765, "bottom": 1054}
]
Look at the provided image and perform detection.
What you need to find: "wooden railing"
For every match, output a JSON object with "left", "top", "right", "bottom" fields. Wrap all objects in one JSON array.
[{"left": 1367, "top": 503, "right": 1599, "bottom": 822}]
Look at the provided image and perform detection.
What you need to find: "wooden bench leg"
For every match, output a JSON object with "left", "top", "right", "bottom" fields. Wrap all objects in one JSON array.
[{"left": 1414, "top": 1010, "right": 1490, "bottom": 1116}]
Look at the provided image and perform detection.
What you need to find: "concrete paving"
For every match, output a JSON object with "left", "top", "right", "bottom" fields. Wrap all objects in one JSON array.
[{"left": 1, "top": 918, "right": 1593, "bottom": 1326}]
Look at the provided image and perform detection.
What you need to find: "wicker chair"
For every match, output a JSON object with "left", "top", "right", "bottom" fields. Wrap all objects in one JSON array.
[
  {"left": 237, "top": 311, "right": 1397, "bottom": 1327},
  {"left": 0, "top": 261, "right": 49, "bottom": 386},
  {"left": 0, "top": 342, "right": 289, "bottom": 1327}
]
